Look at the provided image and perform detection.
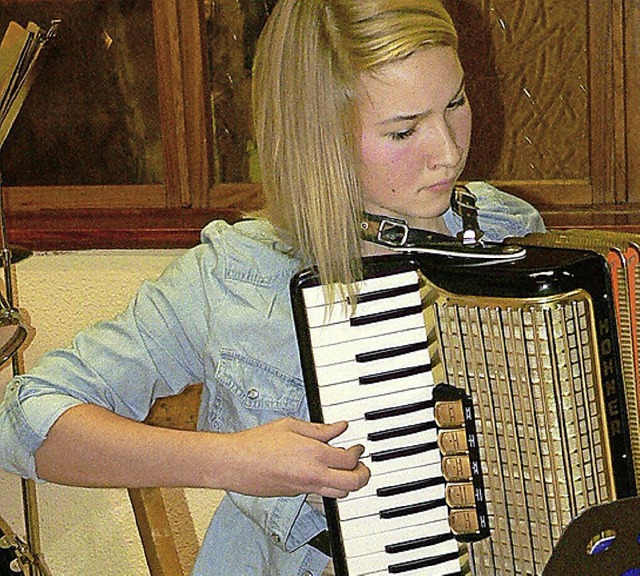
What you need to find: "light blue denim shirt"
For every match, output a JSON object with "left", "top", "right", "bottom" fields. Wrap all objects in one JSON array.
[{"left": 0, "top": 182, "right": 544, "bottom": 576}]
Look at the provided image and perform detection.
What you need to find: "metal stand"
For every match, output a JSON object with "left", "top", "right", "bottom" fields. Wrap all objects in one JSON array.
[
  {"left": 0, "top": 177, "right": 51, "bottom": 576},
  {"left": 0, "top": 19, "right": 59, "bottom": 576}
]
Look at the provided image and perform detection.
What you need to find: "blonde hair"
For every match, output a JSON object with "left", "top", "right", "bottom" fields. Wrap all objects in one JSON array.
[{"left": 252, "top": 0, "right": 458, "bottom": 286}]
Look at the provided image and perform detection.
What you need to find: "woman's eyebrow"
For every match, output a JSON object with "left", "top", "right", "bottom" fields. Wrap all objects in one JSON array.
[{"left": 377, "top": 76, "right": 466, "bottom": 126}]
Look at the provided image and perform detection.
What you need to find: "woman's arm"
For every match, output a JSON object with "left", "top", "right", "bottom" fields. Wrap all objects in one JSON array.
[{"left": 35, "top": 403, "right": 370, "bottom": 498}]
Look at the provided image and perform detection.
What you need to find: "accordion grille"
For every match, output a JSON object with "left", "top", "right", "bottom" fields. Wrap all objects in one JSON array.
[
  {"left": 427, "top": 284, "right": 614, "bottom": 575},
  {"left": 518, "top": 230, "right": 640, "bottom": 489}
]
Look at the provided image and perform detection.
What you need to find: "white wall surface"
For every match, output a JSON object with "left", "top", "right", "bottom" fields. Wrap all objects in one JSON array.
[{"left": 0, "top": 249, "right": 223, "bottom": 576}]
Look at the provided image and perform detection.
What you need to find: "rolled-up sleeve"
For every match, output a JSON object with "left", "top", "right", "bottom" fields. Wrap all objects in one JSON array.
[{"left": 0, "top": 244, "right": 214, "bottom": 480}]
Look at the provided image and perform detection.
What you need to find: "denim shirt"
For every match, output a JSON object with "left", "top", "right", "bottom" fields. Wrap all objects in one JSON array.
[{"left": 0, "top": 182, "right": 544, "bottom": 576}]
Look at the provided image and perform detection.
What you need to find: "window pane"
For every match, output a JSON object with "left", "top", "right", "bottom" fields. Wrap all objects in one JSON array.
[
  {"left": 206, "top": 0, "right": 275, "bottom": 184},
  {"left": 0, "top": 0, "right": 164, "bottom": 187}
]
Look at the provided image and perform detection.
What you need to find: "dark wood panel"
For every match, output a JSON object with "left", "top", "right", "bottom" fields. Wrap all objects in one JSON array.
[
  {"left": 5, "top": 183, "right": 263, "bottom": 250},
  {"left": 4, "top": 184, "right": 166, "bottom": 211},
  {"left": 5, "top": 208, "right": 239, "bottom": 250},
  {"left": 2, "top": 0, "right": 636, "bottom": 251}
]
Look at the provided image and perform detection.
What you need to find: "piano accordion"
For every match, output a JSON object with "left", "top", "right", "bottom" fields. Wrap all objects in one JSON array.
[{"left": 290, "top": 231, "right": 639, "bottom": 576}]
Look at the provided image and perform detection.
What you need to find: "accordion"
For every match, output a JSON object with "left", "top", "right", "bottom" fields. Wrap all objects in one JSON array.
[{"left": 290, "top": 230, "right": 639, "bottom": 576}]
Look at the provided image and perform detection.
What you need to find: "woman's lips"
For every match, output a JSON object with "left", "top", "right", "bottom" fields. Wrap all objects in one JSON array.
[{"left": 423, "top": 179, "right": 456, "bottom": 193}]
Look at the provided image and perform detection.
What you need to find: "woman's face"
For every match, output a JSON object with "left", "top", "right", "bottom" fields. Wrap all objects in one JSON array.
[{"left": 356, "top": 46, "right": 472, "bottom": 229}]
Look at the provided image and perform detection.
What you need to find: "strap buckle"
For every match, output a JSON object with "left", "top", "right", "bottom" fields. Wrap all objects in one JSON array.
[
  {"left": 451, "top": 185, "right": 484, "bottom": 245},
  {"left": 376, "top": 217, "right": 410, "bottom": 247}
]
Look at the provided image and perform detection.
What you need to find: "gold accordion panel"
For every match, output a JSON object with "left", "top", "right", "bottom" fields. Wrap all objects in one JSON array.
[
  {"left": 427, "top": 283, "right": 614, "bottom": 574},
  {"left": 518, "top": 230, "right": 640, "bottom": 491}
]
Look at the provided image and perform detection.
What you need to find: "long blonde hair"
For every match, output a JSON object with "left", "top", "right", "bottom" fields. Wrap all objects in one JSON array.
[{"left": 252, "top": 0, "right": 458, "bottom": 286}]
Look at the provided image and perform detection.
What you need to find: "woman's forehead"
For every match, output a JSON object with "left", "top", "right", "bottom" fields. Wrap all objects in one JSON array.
[{"left": 356, "top": 47, "right": 463, "bottom": 117}]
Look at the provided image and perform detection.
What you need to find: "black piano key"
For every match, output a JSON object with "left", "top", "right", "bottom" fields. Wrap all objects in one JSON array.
[
  {"left": 356, "top": 340, "right": 429, "bottom": 363},
  {"left": 376, "top": 476, "right": 445, "bottom": 497},
  {"left": 370, "top": 441, "right": 438, "bottom": 462},
  {"left": 379, "top": 497, "right": 447, "bottom": 520},
  {"left": 350, "top": 304, "right": 423, "bottom": 327},
  {"left": 388, "top": 550, "right": 461, "bottom": 574},
  {"left": 385, "top": 532, "right": 455, "bottom": 554},
  {"left": 368, "top": 421, "right": 436, "bottom": 442},
  {"left": 352, "top": 281, "right": 420, "bottom": 305},
  {"left": 365, "top": 399, "right": 433, "bottom": 421},
  {"left": 359, "top": 363, "right": 431, "bottom": 385}
]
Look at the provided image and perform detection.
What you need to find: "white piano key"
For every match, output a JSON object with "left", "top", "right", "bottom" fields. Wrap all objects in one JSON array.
[
  {"left": 348, "top": 460, "right": 443, "bottom": 501},
  {"left": 315, "top": 347, "right": 432, "bottom": 386},
  {"left": 364, "top": 424, "right": 438, "bottom": 452},
  {"left": 332, "top": 424, "right": 438, "bottom": 459},
  {"left": 331, "top": 405, "right": 435, "bottom": 447},
  {"left": 309, "top": 311, "right": 426, "bottom": 348},
  {"left": 321, "top": 386, "right": 432, "bottom": 423},
  {"left": 350, "top": 292, "right": 422, "bottom": 320},
  {"left": 352, "top": 555, "right": 462, "bottom": 576},
  {"left": 301, "top": 270, "right": 420, "bottom": 308},
  {"left": 345, "top": 529, "right": 459, "bottom": 576},
  {"left": 358, "top": 556, "right": 462, "bottom": 576},
  {"left": 304, "top": 289, "right": 422, "bottom": 328},
  {"left": 339, "top": 503, "right": 450, "bottom": 541},
  {"left": 342, "top": 517, "right": 452, "bottom": 558},
  {"left": 337, "top": 478, "right": 446, "bottom": 521},
  {"left": 317, "top": 371, "right": 433, "bottom": 407},
  {"left": 363, "top": 446, "right": 443, "bottom": 481},
  {"left": 311, "top": 326, "right": 429, "bottom": 367}
]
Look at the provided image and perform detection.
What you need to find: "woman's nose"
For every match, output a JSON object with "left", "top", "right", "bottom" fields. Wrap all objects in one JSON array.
[{"left": 426, "top": 119, "right": 464, "bottom": 170}]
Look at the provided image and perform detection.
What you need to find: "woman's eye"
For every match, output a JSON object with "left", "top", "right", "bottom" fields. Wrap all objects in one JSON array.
[
  {"left": 447, "top": 92, "right": 467, "bottom": 110},
  {"left": 389, "top": 127, "right": 416, "bottom": 141}
]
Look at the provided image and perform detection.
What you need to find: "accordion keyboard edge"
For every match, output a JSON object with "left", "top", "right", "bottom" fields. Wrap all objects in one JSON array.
[{"left": 290, "top": 246, "right": 636, "bottom": 576}]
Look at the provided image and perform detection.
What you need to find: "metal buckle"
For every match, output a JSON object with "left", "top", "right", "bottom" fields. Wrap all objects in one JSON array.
[{"left": 377, "top": 217, "right": 410, "bottom": 247}]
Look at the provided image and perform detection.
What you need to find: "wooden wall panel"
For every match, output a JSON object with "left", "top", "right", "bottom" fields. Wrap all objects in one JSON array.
[
  {"left": 447, "top": 0, "right": 597, "bottom": 210},
  {"left": 450, "top": 1, "right": 590, "bottom": 183},
  {"left": 4, "top": 0, "right": 639, "bottom": 248},
  {"left": 627, "top": 0, "right": 640, "bottom": 203}
]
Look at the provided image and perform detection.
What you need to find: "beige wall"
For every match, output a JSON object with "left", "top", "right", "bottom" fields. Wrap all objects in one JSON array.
[{"left": 0, "top": 249, "right": 222, "bottom": 575}]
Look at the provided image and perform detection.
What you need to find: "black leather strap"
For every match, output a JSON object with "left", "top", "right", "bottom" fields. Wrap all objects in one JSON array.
[
  {"left": 359, "top": 212, "right": 526, "bottom": 261},
  {"left": 360, "top": 212, "right": 453, "bottom": 249},
  {"left": 450, "top": 184, "right": 484, "bottom": 244}
]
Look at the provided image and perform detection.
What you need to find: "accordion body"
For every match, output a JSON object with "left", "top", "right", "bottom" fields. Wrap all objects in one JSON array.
[{"left": 291, "top": 234, "right": 638, "bottom": 576}]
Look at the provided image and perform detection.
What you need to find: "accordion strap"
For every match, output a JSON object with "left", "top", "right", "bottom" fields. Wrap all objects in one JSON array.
[{"left": 360, "top": 186, "right": 526, "bottom": 261}]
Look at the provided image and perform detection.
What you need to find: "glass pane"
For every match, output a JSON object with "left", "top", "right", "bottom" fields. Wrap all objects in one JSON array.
[
  {"left": 446, "top": 0, "right": 589, "bottom": 181},
  {"left": 0, "top": 0, "right": 164, "bottom": 187},
  {"left": 206, "top": 0, "right": 275, "bottom": 184}
]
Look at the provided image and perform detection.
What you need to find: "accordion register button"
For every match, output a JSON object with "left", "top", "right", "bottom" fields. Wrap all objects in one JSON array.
[
  {"left": 441, "top": 455, "right": 472, "bottom": 482},
  {"left": 445, "top": 482, "right": 476, "bottom": 508},
  {"left": 449, "top": 508, "right": 481, "bottom": 536},
  {"left": 437, "top": 428, "right": 468, "bottom": 454},
  {"left": 433, "top": 400, "right": 465, "bottom": 428}
]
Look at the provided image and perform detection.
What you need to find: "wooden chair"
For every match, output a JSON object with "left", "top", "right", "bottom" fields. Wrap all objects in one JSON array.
[{"left": 128, "top": 384, "right": 203, "bottom": 576}]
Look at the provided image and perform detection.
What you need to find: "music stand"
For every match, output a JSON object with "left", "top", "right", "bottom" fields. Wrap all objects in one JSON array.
[{"left": 0, "top": 18, "right": 59, "bottom": 576}]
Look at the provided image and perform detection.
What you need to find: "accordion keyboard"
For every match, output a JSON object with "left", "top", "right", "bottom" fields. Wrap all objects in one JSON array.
[{"left": 301, "top": 270, "right": 464, "bottom": 576}]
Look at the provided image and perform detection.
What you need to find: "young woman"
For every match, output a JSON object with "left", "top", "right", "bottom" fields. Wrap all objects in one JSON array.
[{"left": 0, "top": 1, "right": 544, "bottom": 574}]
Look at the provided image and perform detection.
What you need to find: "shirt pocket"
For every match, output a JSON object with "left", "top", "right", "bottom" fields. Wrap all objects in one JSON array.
[{"left": 209, "top": 348, "right": 305, "bottom": 432}]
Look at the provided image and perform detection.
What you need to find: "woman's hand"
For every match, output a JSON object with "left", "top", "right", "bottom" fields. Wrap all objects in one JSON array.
[
  {"left": 215, "top": 417, "right": 370, "bottom": 498},
  {"left": 35, "top": 405, "right": 369, "bottom": 498}
]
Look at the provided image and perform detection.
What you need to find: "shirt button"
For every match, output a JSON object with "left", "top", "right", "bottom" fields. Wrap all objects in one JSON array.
[
  {"left": 271, "top": 532, "right": 281, "bottom": 544},
  {"left": 302, "top": 572, "right": 313, "bottom": 576},
  {"left": 247, "top": 388, "right": 259, "bottom": 400}
]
